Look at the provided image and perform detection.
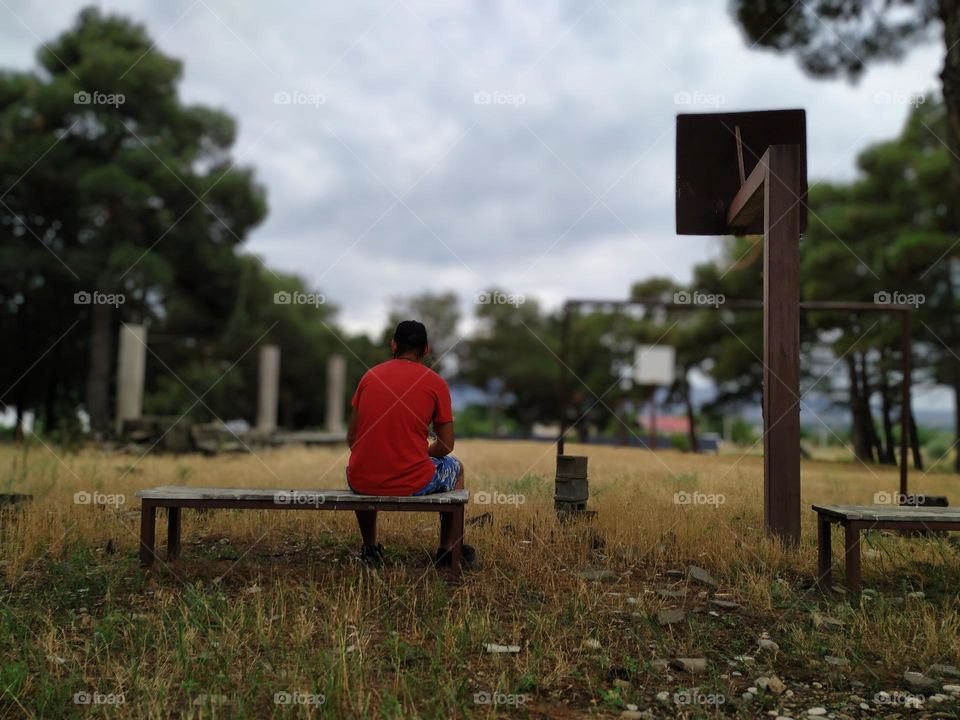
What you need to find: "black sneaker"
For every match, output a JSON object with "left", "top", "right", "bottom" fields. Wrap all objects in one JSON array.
[
  {"left": 434, "top": 544, "right": 476, "bottom": 569},
  {"left": 358, "top": 543, "right": 385, "bottom": 567}
]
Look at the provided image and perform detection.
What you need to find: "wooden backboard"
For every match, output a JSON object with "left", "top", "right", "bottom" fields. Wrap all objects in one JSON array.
[{"left": 675, "top": 109, "right": 807, "bottom": 236}]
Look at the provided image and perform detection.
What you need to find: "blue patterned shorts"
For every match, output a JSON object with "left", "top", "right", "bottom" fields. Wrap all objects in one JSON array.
[{"left": 413, "top": 455, "right": 462, "bottom": 495}]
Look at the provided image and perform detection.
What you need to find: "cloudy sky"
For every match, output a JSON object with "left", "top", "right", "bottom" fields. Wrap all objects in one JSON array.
[{"left": 0, "top": 0, "right": 944, "bottom": 339}]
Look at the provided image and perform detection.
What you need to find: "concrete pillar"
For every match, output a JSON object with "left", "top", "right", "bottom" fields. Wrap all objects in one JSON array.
[
  {"left": 257, "top": 345, "right": 280, "bottom": 433},
  {"left": 325, "top": 354, "right": 346, "bottom": 433},
  {"left": 115, "top": 324, "right": 147, "bottom": 436}
]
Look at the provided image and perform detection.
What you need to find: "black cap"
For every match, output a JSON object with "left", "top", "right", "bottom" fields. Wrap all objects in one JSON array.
[{"left": 393, "top": 320, "right": 428, "bottom": 351}]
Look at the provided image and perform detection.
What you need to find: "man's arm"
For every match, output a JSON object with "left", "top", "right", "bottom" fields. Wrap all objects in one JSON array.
[
  {"left": 428, "top": 420, "right": 454, "bottom": 457},
  {"left": 347, "top": 408, "right": 359, "bottom": 449}
]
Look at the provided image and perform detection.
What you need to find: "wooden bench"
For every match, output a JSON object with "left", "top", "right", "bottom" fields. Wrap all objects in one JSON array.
[
  {"left": 136, "top": 486, "right": 469, "bottom": 574},
  {"left": 813, "top": 504, "right": 960, "bottom": 591}
]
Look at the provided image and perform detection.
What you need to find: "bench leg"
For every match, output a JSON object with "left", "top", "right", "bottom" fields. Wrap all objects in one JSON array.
[
  {"left": 843, "top": 522, "right": 862, "bottom": 593},
  {"left": 817, "top": 514, "right": 832, "bottom": 588},
  {"left": 167, "top": 507, "right": 181, "bottom": 560},
  {"left": 439, "top": 507, "right": 465, "bottom": 575},
  {"left": 139, "top": 502, "right": 157, "bottom": 567}
]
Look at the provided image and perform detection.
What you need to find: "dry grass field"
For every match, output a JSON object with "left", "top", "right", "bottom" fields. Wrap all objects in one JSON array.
[{"left": 2, "top": 439, "right": 960, "bottom": 718}]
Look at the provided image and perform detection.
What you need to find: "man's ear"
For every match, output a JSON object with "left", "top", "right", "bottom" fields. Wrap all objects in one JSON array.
[
  {"left": 390, "top": 339, "right": 398, "bottom": 354},
  {"left": 422, "top": 344, "right": 431, "bottom": 358}
]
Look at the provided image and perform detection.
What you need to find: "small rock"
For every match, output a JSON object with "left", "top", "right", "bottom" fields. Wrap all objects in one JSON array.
[
  {"left": 905, "top": 590, "right": 925, "bottom": 600},
  {"left": 734, "top": 655, "right": 756, "bottom": 663},
  {"left": 650, "top": 659, "right": 669, "bottom": 672},
  {"left": 655, "top": 691, "right": 670, "bottom": 703},
  {"left": 626, "top": 703, "right": 638, "bottom": 711},
  {"left": 627, "top": 597, "right": 638, "bottom": 605},
  {"left": 580, "top": 568, "right": 618, "bottom": 582},
  {"left": 665, "top": 569, "right": 684, "bottom": 579},
  {"left": 670, "top": 657, "right": 707, "bottom": 674},
  {"left": 824, "top": 655, "right": 849, "bottom": 667},
  {"left": 942, "top": 684, "right": 960, "bottom": 693},
  {"left": 807, "top": 708, "right": 827, "bottom": 717},
  {"left": 688, "top": 565, "right": 718, "bottom": 588},
  {"left": 657, "top": 608, "right": 686, "bottom": 625},
  {"left": 483, "top": 643, "right": 520, "bottom": 653},
  {"left": 742, "top": 691, "right": 754, "bottom": 701},
  {"left": 903, "top": 670, "right": 940, "bottom": 692},
  {"left": 710, "top": 599, "right": 740, "bottom": 610},
  {"left": 928, "top": 664, "right": 960, "bottom": 679},
  {"left": 581, "top": 638, "right": 602, "bottom": 651},
  {"left": 758, "top": 638, "right": 780, "bottom": 653},
  {"left": 767, "top": 676, "right": 786, "bottom": 694},
  {"left": 859, "top": 702, "right": 869, "bottom": 710},
  {"left": 613, "top": 679, "right": 631, "bottom": 690}
]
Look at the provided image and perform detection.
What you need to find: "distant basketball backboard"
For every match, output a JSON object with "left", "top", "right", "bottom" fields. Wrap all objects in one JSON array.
[
  {"left": 634, "top": 345, "right": 675, "bottom": 386},
  {"left": 675, "top": 109, "right": 807, "bottom": 236}
]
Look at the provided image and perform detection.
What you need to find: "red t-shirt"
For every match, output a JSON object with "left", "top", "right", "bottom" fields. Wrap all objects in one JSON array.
[{"left": 346, "top": 359, "right": 454, "bottom": 496}]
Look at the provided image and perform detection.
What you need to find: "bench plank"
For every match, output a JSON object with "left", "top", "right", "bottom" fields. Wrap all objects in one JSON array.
[
  {"left": 137, "top": 486, "right": 468, "bottom": 504},
  {"left": 812, "top": 504, "right": 960, "bottom": 523}
]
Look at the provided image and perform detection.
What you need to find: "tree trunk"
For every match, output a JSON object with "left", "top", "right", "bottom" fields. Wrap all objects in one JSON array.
[
  {"left": 910, "top": 406, "right": 924, "bottom": 471},
  {"left": 684, "top": 379, "right": 699, "bottom": 452},
  {"left": 859, "top": 352, "right": 882, "bottom": 462},
  {"left": 846, "top": 354, "right": 872, "bottom": 461},
  {"left": 879, "top": 353, "right": 897, "bottom": 465},
  {"left": 84, "top": 302, "right": 113, "bottom": 439}
]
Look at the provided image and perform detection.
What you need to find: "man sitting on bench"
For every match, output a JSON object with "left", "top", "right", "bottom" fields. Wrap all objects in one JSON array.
[{"left": 346, "top": 320, "right": 474, "bottom": 568}]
